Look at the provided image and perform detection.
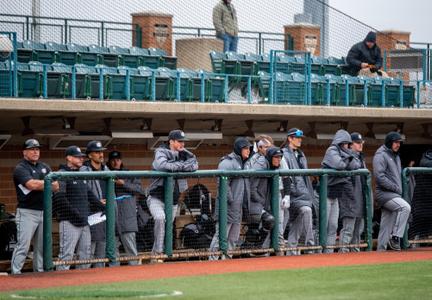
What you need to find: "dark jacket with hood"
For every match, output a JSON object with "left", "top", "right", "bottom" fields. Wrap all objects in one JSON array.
[
  {"left": 346, "top": 31, "right": 383, "bottom": 76},
  {"left": 341, "top": 150, "right": 366, "bottom": 218},
  {"left": 322, "top": 129, "right": 354, "bottom": 200},
  {"left": 54, "top": 164, "right": 105, "bottom": 227},
  {"left": 411, "top": 150, "right": 432, "bottom": 236},
  {"left": 372, "top": 133, "right": 403, "bottom": 207},
  {"left": 248, "top": 147, "right": 290, "bottom": 216}
]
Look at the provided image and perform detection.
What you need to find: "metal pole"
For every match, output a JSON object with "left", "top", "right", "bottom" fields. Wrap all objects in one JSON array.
[
  {"left": 381, "top": 81, "right": 386, "bottom": 107},
  {"left": 319, "top": 174, "right": 328, "bottom": 249},
  {"left": 247, "top": 76, "right": 252, "bottom": 104},
  {"left": 399, "top": 80, "right": 404, "bottom": 108},
  {"left": 200, "top": 72, "right": 205, "bottom": 103},
  {"left": 363, "top": 80, "right": 368, "bottom": 107},
  {"left": 416, "top": 80, "right": 421, "bottom": 108},
  {"left": 218, "top": 176, "right": 228, "bottom": 256},
  {"left": 269, "top": 50, "right": 274, "bottom": 104},
  {"left": 176, "top": 70, "right": 181, "bottom": 101},
  {"left": 401, "top": 168, "right": 411, "bottom": 249},
  {"left": 98, "top": 67, "right": 104, "bottom": 100},
  {"left": 64, "top": 19, "right": 68, "bottom": 44},
  {"left": 31, "top": 0, "right": 41, "bottom": 42},
  {"left": 151, "top": 70, "right": 156, "bottom": 101},
  {"left": 125, "top": 68, "right": 131, "bottom": 101},
  {"left": 270, "top": 175, "right": 280, "bottom": 252},
  {"left": 364, "top": 173, "right": 373, "bottom": 251},
  {"left": 71, "top": 65, "right": 76, "bottom": 99},
  {"left": 12, "top": 32, "right": 18, "bottom": 97},
  {"left": 43, "top": 178, "right": 53, "bottom": 271},
  {"left": 164, "top": 176, "right": 174, "bottom": 257},
  {"left": 105, "top": 177, "right": 116, "bottom": 263},
  {"left": 42, "top": 64, "right": 48, "bottom": 99}
]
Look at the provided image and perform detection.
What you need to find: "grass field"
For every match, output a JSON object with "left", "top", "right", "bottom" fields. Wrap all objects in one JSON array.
[{"left": 1, "top": 261, "right": 432, "bottom": 300}]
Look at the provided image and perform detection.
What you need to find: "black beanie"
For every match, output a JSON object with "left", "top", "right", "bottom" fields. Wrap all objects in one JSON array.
[
  {"left": 365, "top": 31, "right": 376, "bottom": 43},
  {"left": 384, "top": 131, "right": 403, "bottom": 149},
  {"left": 233, "top": 137, "right": 251, "bottom": 157},
  {"left": 266, "top": 146, "right": 283, "bottom": 169}
]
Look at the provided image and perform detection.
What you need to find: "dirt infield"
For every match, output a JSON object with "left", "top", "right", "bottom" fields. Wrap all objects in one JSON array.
[{"left": 1, "top": 248, "right": 432, "bottom": 292}]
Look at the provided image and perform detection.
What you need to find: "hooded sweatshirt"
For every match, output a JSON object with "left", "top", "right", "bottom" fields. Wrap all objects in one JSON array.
[{"left": 346, "top": 31, "right": 383, "bottom": 76}]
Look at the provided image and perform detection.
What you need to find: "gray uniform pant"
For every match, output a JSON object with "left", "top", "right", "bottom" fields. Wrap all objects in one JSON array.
[
  {"left": 339, "top": 217, "right": 364, "bottom": 253},
  {"left": 286, "top": 206, "right": 314, "bottom": 255},
  {"left": 209, "top": 222, "right": 241, "bottom": 260},
  {"left": 323, "top": 197, "right": 339, "bottom": 253},
  {"left": 57, "top": 221, "right": 91, "bottom": 270},
  {"left": 11, "top": 208, "right": 44, "bottom": 274},
  {"left": 262, "top": 205, "right": 289, "bottom": 249},
  {"left": 91, "top": 241, "right": 106, "bottom": 268},
  {"left": 116, "top": 232, "right": 140, "bottom": 265},
  {"left": 147, "top": 196, "right": 178, "bottom": 255},
  {"left": 377, "top": 197, "right": 411, "bottom": 251}
]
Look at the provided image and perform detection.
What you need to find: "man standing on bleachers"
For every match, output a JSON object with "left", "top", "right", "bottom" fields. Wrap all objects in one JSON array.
[
  {"left": 213, "top": 0, "right": 239, "bottom": 53},
  {"left": 11, "top": 139, "right": 59, "bottom": 274}
]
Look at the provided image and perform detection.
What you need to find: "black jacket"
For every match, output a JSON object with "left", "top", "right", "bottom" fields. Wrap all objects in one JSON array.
[
  {"left": 346, "top": 39, "right": 383, "bottom": 76},
  {"left": 54, "top": 164, "right": 104, "bottom": 227}
]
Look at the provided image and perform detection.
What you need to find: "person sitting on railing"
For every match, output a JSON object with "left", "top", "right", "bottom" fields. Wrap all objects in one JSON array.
[
  {"left": 147, "top": 130, "right": 198, "bottom": 263},
  {"left": 213, "top": 0, "right": 239, "bottom": 53},
  {"left": 54, "top": 146, "right": 105, "bottom": 271},
  {"left": 321, "top": 129, "right": 354, "bottom": 253},
  {"left": 338, "top": 133, "right": 367, "bottom": 253},
  {"left": 209, "top": 137, "right": 251, "bottom": 260},
  {"left": 80, "top": 140, "right": 110, "bottom": 268},
  {"left": 281, "top": 128, "right": 315, "bottom": 255},
  {"left": 108, "top": 150, "right": 146, "bottom": 266},
  {"left": 346, "top": 31, "right": 388, "bottom": 78},
  {"left": 373, "top": 132, "right": 411, "bottom": 251}
]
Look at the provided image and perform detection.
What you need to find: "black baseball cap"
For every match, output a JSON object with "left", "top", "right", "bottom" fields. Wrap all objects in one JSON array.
[
  {"left": 23, "top": 138, "right": 41, "bottom": 149},
  {"left": 65, "top": 145, "right": 86, "bottom": 157},
  {"left": 108, "top": 150, "right": 122, "bottom": 160},
  {"left": 86, "top": 140, "right": 107, "bottom": 153},
  {"left": 351, "top": 132, "right": 364, "bottom": 143},
  {"left": 287, "top": 128, "right": 305, "bottom": 138},
  {"left": 168, "top": 130, "right": 189, "bottom": 141}
]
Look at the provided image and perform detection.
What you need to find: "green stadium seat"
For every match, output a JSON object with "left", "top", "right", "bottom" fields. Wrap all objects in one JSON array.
[
  {"left": 17, "top": 61, "right": 43, "bottom": 98},
  {"left": 74, "top": 64, "right": 100, "bottom": 99},
  {"left": 89, "top": 45, "right": 118, "bottom": 67},
  {"left": 209, "top": 51, "right": 224, "bottom": 73},
  {"left": 67, "top": 43, "right": 98, "bottom": 66},
  {"left": 311, "top": 56, "right": 326, "bottom": 75},
  {"left": 129, "top": 47, "right": 149, "bottom": 67},
  {"left": 46, "top": 42, "right": 76, "bottom": 65},
  {"left": 132, "top": 66, "right": 153, "bottom": 100},
  {"left": 155, "top": 67, "right": 175, "bottom": 100},
  {"left": 47, "top": 63, "right": 71, "bottom": 98},
  {"left": 104, "top": 66, "right": 127, "bottom": 100},
  {"left": 257, "top": 53, "right": 270, "bottom": 73},
  {"left": 325, "top": 57, "right": 347, "bottom": 75},
  {"left": 0, "top": 61, "right": 11, "bottom": 96},
  {"left": 148, "top": 48, "right": 177, "bottom": 70},
  {"left": 16, "top": 41, "right": 34, "bottom": 63},
  {"left": 175, "top": 68, "right": 197, "bottom": 101},
  {"left": 194, "top": 70, "right": 225, "bottom": 102}
]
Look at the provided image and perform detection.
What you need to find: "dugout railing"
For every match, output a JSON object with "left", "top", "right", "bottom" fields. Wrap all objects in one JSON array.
[
  {"left": 42, "top": 168, "right": 372, "bottom": 271},
  {"left": 402, "top": 167, "right": 432, "bottom": 248}
]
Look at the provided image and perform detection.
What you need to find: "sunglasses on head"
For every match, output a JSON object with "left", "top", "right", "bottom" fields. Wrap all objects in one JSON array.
[{"left": 288, "top": 129, "right": 304, "bottom": 137}]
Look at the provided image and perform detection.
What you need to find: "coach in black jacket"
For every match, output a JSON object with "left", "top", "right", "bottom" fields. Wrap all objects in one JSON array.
[
  {"left": 54, "top": 145, "right": 105, "bottom": 270},
  {"left": 346, "top": 31, "right": 384, "bottom": 76}
]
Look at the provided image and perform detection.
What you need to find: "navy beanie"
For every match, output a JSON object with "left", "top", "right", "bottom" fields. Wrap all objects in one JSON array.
[{"left": 365, "top": 31, "right": 376, "bottom": 43}]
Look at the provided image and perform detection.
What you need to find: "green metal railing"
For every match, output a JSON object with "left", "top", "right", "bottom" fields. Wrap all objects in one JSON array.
[
  {"left": 42, "top": 168, "right": 372, "bottom": 271},
  {"left": 402, "top": 167, "right": 432, "bottom": 248}
]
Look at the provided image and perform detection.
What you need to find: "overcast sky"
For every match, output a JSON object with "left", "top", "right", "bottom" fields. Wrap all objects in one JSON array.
[{"left": 4, "top": 0, "right": 431, "bottom": 56}]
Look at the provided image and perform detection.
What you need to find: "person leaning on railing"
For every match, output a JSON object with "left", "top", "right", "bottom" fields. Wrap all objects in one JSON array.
[
  {"left": 338, "top": 133, "right": 367, "bottom": 253},
  {"left": 80, "top": 140, "right": 110, "bottom": 268},
  {"left": 54, "top": 146, "right": 105, "bottom": 271},
  {"left": 147, "top": 130, "right": 198, "bottom": 263},
  {"left": 108, "top": 150, "right": 146, "bottom": 266},
  {"left": 321, "top": 129, "right": 354, "bottom": 254},
  {"left": 281, "top": 128, "right": 315, "bottom": 256},
  {"left": 11, "top": 139, "right": 59, "bottom": 275},
  {"left": 209, "top": 137, "right": 251, "bottom": 260},
  {"left": 373, "top": 132, "right": 411, "bottom": 251}
]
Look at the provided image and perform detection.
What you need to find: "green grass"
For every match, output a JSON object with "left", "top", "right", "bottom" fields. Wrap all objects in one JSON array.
[{"left": 2, "top": 261, "right": 432, "bottom": 300}]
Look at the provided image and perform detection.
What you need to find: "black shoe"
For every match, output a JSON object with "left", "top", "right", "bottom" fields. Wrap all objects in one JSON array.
[{"left": 388, "top": 236, "right": 401, "bottom": 251}]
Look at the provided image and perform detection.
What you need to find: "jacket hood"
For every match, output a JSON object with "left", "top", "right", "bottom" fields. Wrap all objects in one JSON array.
[
  {"left": 233, "top": 137, "right": 251, "bottom": 158},
  {"left": 384, "top": 131, "right": 403, "bottom": 150},
  {"left": 332, "top": 129, "right": 352, "bottom": 145},
  {"left": 420, "top": 150, "right": 432, "bottom": 167},
  {"left": 364, "top": 31, "right": 376, "bottom": 44},
  {"left": 265, "top": 147, "right": 283, "bottom": 169}
]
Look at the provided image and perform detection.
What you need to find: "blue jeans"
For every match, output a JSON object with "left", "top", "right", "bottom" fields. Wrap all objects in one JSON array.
[{"left": 222, "top": 34, "right": 238, "bottom": 53}]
